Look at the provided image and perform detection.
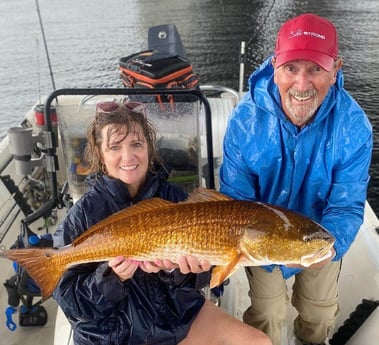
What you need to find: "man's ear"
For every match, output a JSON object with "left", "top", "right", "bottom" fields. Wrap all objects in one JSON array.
[
  {"left": 334, "top": 58, "right": 343, "bottom": 76},
  {"left": 335, "top": 57, "right": 343, "bottom": 72},
  {"left": 271, "top": 56, "right": 277, "bottom": 69},
  {"left": 331, "top": 58, "right": 343, "bottom": 84}
]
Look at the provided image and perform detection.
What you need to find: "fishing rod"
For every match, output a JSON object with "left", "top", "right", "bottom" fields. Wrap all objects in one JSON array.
[
  {"left": 35, "top": 0, "right": 56, "bottom": 91},
  {"left": 11, "top": 0, "right": 60, "bottom": 227},
  {"left": 239, "top": 0, "right": 277, "bottom": 94}
]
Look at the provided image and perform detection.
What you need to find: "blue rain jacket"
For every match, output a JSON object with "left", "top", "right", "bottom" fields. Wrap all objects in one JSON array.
[
  {"left": 220, "top": 57, "right": 372, "bottom": 279},
  {"left": 52, "top": 170, "right": 210, "bottom": 345}
]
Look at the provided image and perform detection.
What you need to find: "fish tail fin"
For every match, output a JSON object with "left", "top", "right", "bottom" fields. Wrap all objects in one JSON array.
[
  {"left": 1, "top": 247, "right": 65, "bottom": 300},
  {"left": 210, "top": 253, "right": 241, "bottom": 288}
]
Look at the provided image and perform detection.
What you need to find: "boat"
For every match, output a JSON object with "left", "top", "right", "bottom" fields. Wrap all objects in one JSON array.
[{"left": 0, "top": 24, "right": 378, "bottom": 345}]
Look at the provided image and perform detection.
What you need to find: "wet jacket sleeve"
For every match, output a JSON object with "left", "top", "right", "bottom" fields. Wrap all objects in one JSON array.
[
  {"left": 53, "top": 262, "right": 126, "bottom": 321},
  {"left": 54, "top": 260, "right": 210, "bottom": 322},
  {"left": 319, "top": 114, "right": 372, "bottom": 261},
  {"left": 52, "top": 202, "right": 92, "bottom": 247},
  {"left": 52, "top": 195, "right": 126, "bottom": 318},
  {"left": 158, "top": 269, "right": 210, "bottom": 290},
  {"left": 219, "top": 100, "right": 260, "bottom": 201}
]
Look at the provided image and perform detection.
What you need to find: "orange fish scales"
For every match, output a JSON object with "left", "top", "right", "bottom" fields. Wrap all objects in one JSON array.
[
  {"left": 0, "top": 188, "right": 335, "bottom": 300},
  {"left": 69, "top": 202, "right": 243, "bottom": 263}
]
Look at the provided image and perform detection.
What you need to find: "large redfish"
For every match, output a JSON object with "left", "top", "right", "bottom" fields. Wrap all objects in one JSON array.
[{"left": 0, "top": 188, "right": 335, "bottom": 300}]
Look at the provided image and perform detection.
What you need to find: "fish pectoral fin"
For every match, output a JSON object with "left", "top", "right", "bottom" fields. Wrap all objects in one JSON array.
[
  {"left": 183, "top": 188, "right": 233, "bottom": 204},
  {"left": 210, "top": 264, "right": 240, "bottom": 288},
  {"left": 210, "top": 253, "right": 241, "bottom": 288}
]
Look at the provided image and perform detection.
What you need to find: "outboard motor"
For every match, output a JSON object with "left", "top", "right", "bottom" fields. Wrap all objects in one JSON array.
[{"left": 147, "top": 23, "right": 187, "bottom": 58}]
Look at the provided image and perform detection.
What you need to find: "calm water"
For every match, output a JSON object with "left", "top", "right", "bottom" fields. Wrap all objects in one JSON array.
[{"left": 0, "top": 0, "right": 378, "bottom": 213}]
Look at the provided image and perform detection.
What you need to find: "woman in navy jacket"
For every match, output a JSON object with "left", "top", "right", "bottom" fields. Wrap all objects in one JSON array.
[{"left": 52, "top": 101, "right": 271, "bottom": 345}]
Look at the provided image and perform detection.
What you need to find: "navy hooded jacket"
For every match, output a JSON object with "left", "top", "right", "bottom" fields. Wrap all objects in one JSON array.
[
  {"left": 52, "top": 171, "right": 210, "bottom": 345},
  {"left": 220, "top": 57, "right": 372, "bottom": 278}
]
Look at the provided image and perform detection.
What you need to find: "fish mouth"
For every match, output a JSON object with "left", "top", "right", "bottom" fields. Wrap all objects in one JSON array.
[
  {"left": 300, "top": 247, "right": 334, "bottom": 267},
  {"left": 299, "top": 231, "right": 335, "bottom": 267},
  {"left": 303, "top": 231, "right": 334, "bottom": 243}
]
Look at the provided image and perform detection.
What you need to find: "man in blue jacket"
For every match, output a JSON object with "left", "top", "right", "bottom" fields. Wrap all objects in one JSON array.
[{"left": 219, "top": 13, "right": 372, "bottom": 345}]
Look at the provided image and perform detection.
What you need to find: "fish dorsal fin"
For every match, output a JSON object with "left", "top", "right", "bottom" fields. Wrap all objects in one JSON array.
[
  {"left": 72, "top": 198, "right": 174, "bottom": 246},
  {"left": 183, "top": 188, "right": 233, "bottom": 204},
  {"left": 126, "top": 198, "right": 174, "bottom": 214}
]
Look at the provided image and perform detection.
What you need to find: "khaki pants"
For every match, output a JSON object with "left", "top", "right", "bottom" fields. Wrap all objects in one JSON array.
[{"left": 243, "top": 262, "right": 341, "bottom": 345}]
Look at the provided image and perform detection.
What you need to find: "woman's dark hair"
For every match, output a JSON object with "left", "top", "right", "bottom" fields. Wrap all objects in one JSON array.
[{"left": 84, "top": 103, "right": 162, "bottom": 174}]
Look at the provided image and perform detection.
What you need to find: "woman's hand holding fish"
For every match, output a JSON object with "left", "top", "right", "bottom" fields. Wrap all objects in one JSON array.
[
  {"left": 138, "top": 260, "right": 164, "bottom": 273},
  {"left": 146, "top": 255, "right": 211, "bottom": 274},
  {"left": 108, "top": 256, "right": 139, "bottom": 282},
  {"left": 151, "top": 259, "right": 179, "bottom": 272},
  {"left": 108, "top": 255, "right": 211, "bottom": 282},
  {"left": 177, "top": 255, "right": 211, "bottom": 274},
  {"left": 109, "top": 257, "right": 169, "bottom": 279}
]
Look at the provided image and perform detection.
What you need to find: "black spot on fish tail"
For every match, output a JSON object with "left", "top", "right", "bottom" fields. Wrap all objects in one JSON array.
[{"left": 0, "top": 247, "right": 66, "bottom": 300}]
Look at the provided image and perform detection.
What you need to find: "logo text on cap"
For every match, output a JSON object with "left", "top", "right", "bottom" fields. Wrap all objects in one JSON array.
[{"left": 289, "top": 29, "right": 326, "bottom": 40}]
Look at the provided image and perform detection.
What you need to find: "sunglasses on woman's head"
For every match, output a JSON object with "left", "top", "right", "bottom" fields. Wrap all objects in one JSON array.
[{"left": 96, "top": 101, "right": 146, "bottom": 116}]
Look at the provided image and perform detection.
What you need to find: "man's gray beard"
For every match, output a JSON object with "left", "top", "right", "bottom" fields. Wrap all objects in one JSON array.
[{"left": 285, "top": 95, "right": 319, "bottom": 127}]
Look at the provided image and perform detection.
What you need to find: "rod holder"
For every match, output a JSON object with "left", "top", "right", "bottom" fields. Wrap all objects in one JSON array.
[{"left": 8, "top": 127, "right": 47, "bottom": 176}]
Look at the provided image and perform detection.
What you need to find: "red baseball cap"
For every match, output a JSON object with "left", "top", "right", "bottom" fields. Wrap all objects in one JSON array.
[{"left": 274, "top": 13, "right": 338, "bottom": 71}]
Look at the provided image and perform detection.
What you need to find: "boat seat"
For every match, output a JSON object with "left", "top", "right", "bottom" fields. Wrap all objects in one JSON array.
[{"left": 200, "top": 85, "right": 239, "bottom": 189}]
